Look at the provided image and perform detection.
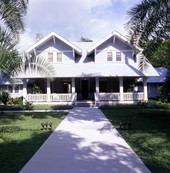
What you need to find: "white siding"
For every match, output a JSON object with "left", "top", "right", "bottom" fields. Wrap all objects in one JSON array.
[{"left": 35, "top": 38, "right": 75, "bottom": 64}]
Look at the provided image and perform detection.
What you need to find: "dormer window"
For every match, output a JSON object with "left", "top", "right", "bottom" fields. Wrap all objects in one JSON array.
[
  {"left": 116, "top": 52, "right": 122, "bottom": 61},
  {"left": 48, "top": 52, "right": 53, "bottom": 62},
  {"left": 56, "top": 52, "right": 62, "bottom": 62},
  {"left": 107, "top": 52, "right": 113, "bottom": 62}
]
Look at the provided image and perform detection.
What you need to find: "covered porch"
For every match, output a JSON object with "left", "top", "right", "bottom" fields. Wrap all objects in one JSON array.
[{"left": 23, "top": 77, "right": 147, "bottom": 105}]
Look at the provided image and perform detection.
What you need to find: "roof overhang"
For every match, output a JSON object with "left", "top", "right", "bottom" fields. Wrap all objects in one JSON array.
[{"left": 26, "top": 32, "right": 82, "bottom": 55}]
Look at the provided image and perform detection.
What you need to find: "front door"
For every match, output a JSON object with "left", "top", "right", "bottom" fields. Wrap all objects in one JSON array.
[{"left": 82, "top": 79, "right": 89, "bottom": 99}]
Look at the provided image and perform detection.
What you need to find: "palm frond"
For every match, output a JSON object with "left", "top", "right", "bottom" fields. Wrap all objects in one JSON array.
[
  {"left": 0, "top": 0, "right": 29, "bottom": 36},
  {"left": 0, "top": 29, "right": 21, "bottom": 75},
  {"left": 15, "top": 53, "right": 56, "bottom": 79},
  {"left": 126, "top": 0, "right": 170, "bottom": 45},
  {"left": 126, "top": 0, "right": 170, "bottom": 71},
  {"left": 138, "top": 52, "right": 150, "bottom": 72}
]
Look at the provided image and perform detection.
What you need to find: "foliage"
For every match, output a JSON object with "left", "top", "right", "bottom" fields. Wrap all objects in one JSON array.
[
  {"left": 22, "top": 101, "right": 34, "bottom": 110},
  {"left": 126, "top": 0, "right": 170, "bottom": 71},
  {"left": 99, "top": 100, "right": 170, "bottom": 109},
  {"left": 102, "top": 108, "right": 170, "bottom": 173},
  {"left": 0, "top": 0, "right": 28, "bottom": 74},
  {"left": 0, "top": 0, "right": 28, "bottom": 36},
  {"left": 0, "top": 90, "right": 10, "bottom": 105},
  {"left": 0, "top": 29, "right": 21, "bottom": 75},
  {"left": 14, "top": 54, "right": 56, "bottom": 79},
  {"left": 126, "top": 0, "right": 170, "bottom": 47},
  {"left": 159, "top": 71, "right": 170, "bottom": 102},
  {"left": 8, "top": 97, "right": 23, "bottom": 105},
  {"left": 0, "top": 112, "right": 67, "bottom": 173},
  {"left": 143, "top": 40, "right": 170, "bottom": 69},
  {"left": 80, "top": 37, "right": 93, "bottom": 42}
]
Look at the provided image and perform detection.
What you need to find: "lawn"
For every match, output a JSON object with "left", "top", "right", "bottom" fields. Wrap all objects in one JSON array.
[
  {"left": 101, "top": 108, "right": 170, "bottom": 173},
  {"left": 0, "top": 112, "right": 67, "bottom": 173}
]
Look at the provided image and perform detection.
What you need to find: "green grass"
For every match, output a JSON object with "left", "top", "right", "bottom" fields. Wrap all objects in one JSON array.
[
  {"left": 0, "top": 112, "right": 67, "bottom": 173},
  {"left": 101, "top": 109, "right": 170, "bottom": 173},
  {"left": 0, "top": 104, "right": 73, "bottom": 111}
]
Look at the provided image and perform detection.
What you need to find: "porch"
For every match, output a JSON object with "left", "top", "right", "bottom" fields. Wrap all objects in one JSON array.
[{"left": 23, "top": 77, "right": 147, "bottom": 105}]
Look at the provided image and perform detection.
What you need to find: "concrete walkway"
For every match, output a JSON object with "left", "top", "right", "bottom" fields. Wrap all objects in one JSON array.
[{"left": 20, "top": 107, "right": 151, "bottom": 173}]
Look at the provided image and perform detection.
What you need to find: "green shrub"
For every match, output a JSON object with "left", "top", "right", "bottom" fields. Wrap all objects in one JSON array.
[
  {"left": 99, "top": 100, "right": 170, "bottom": 109},
  {"left": 0, "top": 90, "right": 10, "bottom": 105}
]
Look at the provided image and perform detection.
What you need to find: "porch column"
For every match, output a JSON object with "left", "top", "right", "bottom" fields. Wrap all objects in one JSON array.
[
  {"left": 119, "top": 77, "right": 124, "bottom": 101},
  {"left": 95, "top": 77, "right": 99, "bottom": 101},
  {"left": 23, "top": 79, "right": 27, "bottom": 103},
  {"left": 47, "top": 78, "right": 51, "bottom": 102},
  {"left": 143, "top": 77, "right": 148, "bottom": 101},
  {"left": 71, "top": 78, "right": 75, "bottom": 93},
  {"left": 71, "top": 78, "right": 76, "bottom": 104}
]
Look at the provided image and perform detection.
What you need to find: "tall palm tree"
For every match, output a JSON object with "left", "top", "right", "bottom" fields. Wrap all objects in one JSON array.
[
  {"left": 126, "top": 0, "right": 170, "bottom": 71},
  {"left": 0, "top": 0, "right": 29, "bottom": 74}
]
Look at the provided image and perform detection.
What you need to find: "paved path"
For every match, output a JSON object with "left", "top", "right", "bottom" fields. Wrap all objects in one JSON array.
[{"left": 20, "top": 107, "right": 151, "bottom": 173}]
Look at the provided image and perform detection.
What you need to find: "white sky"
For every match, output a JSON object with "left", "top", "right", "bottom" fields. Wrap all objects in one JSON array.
[{"left": 19, "top": 0, "right": 142, "bottom": 50}]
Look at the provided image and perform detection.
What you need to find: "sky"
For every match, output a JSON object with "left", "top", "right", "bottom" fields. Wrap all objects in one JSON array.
[{"left": 19, "top": 0, "right": 142, "bottom": 50}]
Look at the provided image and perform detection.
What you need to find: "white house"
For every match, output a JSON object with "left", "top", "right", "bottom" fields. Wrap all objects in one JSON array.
[{"left": 4, "top": 31, "right": 159, "bottom": 105}]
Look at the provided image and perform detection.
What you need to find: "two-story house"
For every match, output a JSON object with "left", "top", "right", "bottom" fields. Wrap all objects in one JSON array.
[{"left": 11, "top": 31, "right": 159, "bottom": 105}]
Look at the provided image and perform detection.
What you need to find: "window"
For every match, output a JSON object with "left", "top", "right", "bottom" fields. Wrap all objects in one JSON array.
[
  {"left": 48, "top": 53, "right": 53, "bottom": 62},
  {"left": 14, "top": 86, "right": 19, "bottom": 93},
  {"left": 8, "top": 86, "right": 13, "bottom": 93},
  {"left": 107, "top": 52, "right": 112, "bottom": 62},
  {"left": 116, "top": 52, "right": 121, "bottom": 61},
  {"left": 56, "top": 52, "right": 62, "bottom": 62}
]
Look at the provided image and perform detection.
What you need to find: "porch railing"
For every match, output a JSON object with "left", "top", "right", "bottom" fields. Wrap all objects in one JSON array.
[
  {"left": 123, "top": 92, "right": 144, "bottom": 101},
  {"left": 50, "top": 93, "right": 72, "bottom": 102},
  {"left": 26, "top": 94, "right": 48, "bottom": 102},
  {"left": 26, "top": 93, "right": 77, "bottom": 102},
  {"left": 95, "top": 92, "right": 144, "bottom": 101},
  {"left": 98, "top": 92, "right": 120, "bottom": 100}
]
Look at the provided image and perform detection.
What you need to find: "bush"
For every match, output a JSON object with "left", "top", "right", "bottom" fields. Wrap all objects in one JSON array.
[
  {"left": 7, "top": 97, "right": 23, "bottom": 105},
  {"left": 0, "top": 90, "right": 10, "bottom": 105},
  {"left": 99, "top": 100, "right": 170, "bottom": 109}
]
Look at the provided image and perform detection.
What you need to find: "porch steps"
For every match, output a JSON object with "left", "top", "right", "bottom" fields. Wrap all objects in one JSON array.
[{"left": 76, "top": 101, "right": 95, "bottom": 107}]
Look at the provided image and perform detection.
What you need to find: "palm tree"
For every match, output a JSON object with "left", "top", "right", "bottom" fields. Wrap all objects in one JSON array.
[
  {"left": 126, "top": 0, "right": 170, "bottom": 71},
  {"left": 0, "top": 29, "right": 21, "bottom": 75},
  {"left": 0, "top": 0, "right": 29, "bottom": 74}
]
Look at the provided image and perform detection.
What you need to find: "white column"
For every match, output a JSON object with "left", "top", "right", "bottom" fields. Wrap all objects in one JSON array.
[
  {"left": 23, "top": 79, "right": 27, "bottom": 103},
  {"left": 143, "top": 77, "right": 148, "bottom": 101},
  {"left": 47, "top": 78, "right": 51, "bottom": 102},
  {"left": 71, "top": 78, "right": 76, "bottom": 104},
  {"left": 71, "top": 78, "right": 75, "bottom": 93},
  {"left": 119, "top": 77, "right": 124, "bottom": 101},
  {"left": 95, "top": 77, "right": 99, "bottom": 101}
]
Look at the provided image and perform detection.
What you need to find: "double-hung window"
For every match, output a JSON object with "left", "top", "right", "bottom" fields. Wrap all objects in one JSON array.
[
  {"left": 116, "top": 52, "right": 122, "bottom": 62},
  {"left": 56, "top": 52, "right": 62, "bottom": 63},
  {"left": 107, "top": 52, "right": 113, "bottom": 62},
  {"left": 48, "top": 52, "right": 53, "bottom": 62}
]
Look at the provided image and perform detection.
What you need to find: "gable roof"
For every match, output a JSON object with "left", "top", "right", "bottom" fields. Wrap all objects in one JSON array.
[
  {"left": 26, "top": 32, "right": 82, "bottom": 55},
  {"left": 87, "top": 31, "right": 143, "bottom": 55}
]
